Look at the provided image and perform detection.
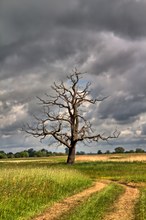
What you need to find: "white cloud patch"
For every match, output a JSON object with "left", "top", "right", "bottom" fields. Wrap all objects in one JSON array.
[{"left": 0, "top": 104, "right": 28, "bottom": 129}]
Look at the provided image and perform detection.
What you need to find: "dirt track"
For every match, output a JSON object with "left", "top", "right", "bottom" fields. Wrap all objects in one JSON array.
[
  {"left": 104, "top": 185, "right": 139, "bottom": 220},
  {"left": 33, "top": 180, "right": 140, "bottom": 220},
  {"left": 33, "top": 181, "right": 107, "bottom": 220}
]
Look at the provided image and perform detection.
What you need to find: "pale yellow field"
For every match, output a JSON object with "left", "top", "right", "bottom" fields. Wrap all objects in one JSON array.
[{"left": 76, "top": 154, "right": 146, "bottom": 162}]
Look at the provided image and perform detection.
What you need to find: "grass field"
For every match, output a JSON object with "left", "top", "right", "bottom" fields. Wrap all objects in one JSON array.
[
  {"left": 0, "top": 154, "right": 146, "bottom": 219},
  {"left": 0, "top": 160, "right": 91, "bottom": 220}
]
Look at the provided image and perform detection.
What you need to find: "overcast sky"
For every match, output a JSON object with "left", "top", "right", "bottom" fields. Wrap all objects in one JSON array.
[{"left": 0, "top": 0, "right": 146, "bottom": 153}]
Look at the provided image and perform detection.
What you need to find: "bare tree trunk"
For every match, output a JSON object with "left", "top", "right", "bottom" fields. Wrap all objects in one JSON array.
[{"left": 67, "top": 145, "right": 76, "bottom": 164}]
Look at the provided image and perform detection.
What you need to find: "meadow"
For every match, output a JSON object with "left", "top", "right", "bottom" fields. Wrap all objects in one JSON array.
[
  {"left": 0, "top": 158, "right": 91, "bottom": 220},
  {"left": 0, "top": 154, "right": 146, "bottom": 219}
]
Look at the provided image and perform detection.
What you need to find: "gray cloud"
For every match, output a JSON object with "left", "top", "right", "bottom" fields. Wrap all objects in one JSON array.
[
  {"left": 0, "top": 0, "right": 146, "bottom": 152},
  {"left": 142, "top": 124, "right": 146, "bottom": 135},
  {"left": 98, "top": 94, "right": 146, "bottom": 124},
  {"left": 59, "top": 0, "right": 146, "bottom": 38}
]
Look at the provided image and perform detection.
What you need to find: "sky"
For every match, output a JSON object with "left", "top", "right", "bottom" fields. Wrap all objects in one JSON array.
[{"left": 0, "top": 0, "right": 146, "bottom": 153}]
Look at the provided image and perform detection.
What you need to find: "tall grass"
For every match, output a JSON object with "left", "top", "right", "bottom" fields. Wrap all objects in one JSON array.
[
  {"left": 135, "top": 188, "right": 146, "bottom": 220},
  {"left": 0, "top": 166, "right": 91, "bottom": 220}
]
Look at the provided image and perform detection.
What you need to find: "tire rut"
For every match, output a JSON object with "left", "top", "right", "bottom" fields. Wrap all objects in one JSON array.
[
  {"left": 33, "top": 181, "right": 140, "bottom": 220},
  {"left": 33, "top": 181, "right": 107, "bottom": 220},
  {"left": 103, "top": 184, "right": 139, "bottom": 220}
]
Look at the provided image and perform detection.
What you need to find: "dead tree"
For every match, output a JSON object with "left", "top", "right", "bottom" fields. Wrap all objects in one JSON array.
[{"left": 24, "top": 70, "right": 119, "bottom": 164}]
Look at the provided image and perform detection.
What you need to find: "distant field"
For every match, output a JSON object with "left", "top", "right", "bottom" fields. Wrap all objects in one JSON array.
[
  {"left": 76, "top": 153, "right": 146, "bottom": 162},
  {"left": 1, "top": 154, "right": 146, "bottom": 220},
  {"left": 1, "top": 153, "right": 146, "bottom": 164}
]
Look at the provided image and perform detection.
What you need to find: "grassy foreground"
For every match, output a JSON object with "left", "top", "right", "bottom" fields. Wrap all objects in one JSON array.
[
  {"left": 135, "top": 188, "right": 146, "bottom": 220},
  {"left": 0, "top": 164, "right": 91, "bottom": 220},
  {"left": 1, "top": 156, "right": 146, "bottom": 219}
]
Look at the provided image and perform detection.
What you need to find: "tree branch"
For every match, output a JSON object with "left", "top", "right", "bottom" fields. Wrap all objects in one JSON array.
[{"left": 23, "top": 70, "right": 119, "bottom": 158}]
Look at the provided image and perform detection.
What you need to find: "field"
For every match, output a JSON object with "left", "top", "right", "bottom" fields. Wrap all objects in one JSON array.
[{"left": 0, "top": 154, "right": 146, "bottom": 220}]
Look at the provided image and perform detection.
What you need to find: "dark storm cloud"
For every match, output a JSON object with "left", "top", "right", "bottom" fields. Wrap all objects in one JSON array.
[
  {"left": 142, "top": 124, "right": 146, "bottom": 135},
  {"left": 0, "top": 0, "right": 82, "bottom": 80},
  {"left": 1, "top": 0, "right": 146, "bottom": 78},
  {"left": 0, "top": 29, "right": 94, "bottom": 81},
  {"left": 0, "top": 0, "right": 146, "bottom": 151},
  {"left": 98, "top": 94, "right": 146, "bottom": 124},
  {"left": 0, "top": 0, "right": 77, "bottom": 41},
  {"left": 0, "top": 0, "right": 146, "bottom": 82},
  {"left": 90, "top": 46, "right": 137, "bottom": 76},
  {"left": 60, "top": 0, "right": 146, "bottom": 38}
]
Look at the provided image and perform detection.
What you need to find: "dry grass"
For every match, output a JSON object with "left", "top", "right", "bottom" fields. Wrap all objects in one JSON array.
[{"left": 76, "top": 154, "right": 146, "bottom": 162}]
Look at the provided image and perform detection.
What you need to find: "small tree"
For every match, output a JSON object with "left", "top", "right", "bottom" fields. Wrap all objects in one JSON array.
[
  {"left": 7, "top": 152, "right": 14, "bottom": 158},
  {"left": 0, "top": 152, "right": 7, "bottom": 159},
  {"left": 24, "top": 70, "right": 119, "bottom": 164},
  {"left": 19, "top": 151, "right": 29, "bottom": 158},
  {"left": 105, "top": 150, "right": 110, "bottom": 154},
  {"left": 27, "top": 148, "right": 36, "bottom": 157},
  {"left": 97, "top": 150, "right": 102, "bottom": 154},
  {"left": 114, "top": 147, "right": 125, "bottom": 154},
  {"left": 135, "top": 148, "right": 145, "bottom": 153}
]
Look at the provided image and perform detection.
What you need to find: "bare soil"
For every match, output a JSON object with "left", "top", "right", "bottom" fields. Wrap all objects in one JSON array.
[
  {"left": 33, "top": 181, "right": 107, "bottom": 220},
  {"left": 103, "top": 185, "right": 139, "bottom": 220}
]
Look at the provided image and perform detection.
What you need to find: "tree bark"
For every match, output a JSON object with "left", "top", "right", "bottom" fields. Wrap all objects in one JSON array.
[{"left": 67, "top": 145, "right": 76, "bottom": 164}]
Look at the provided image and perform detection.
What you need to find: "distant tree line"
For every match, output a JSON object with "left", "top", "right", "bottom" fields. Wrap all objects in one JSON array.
[
  {"left": 97, "top": 147, "right": 145, "bottom": 154},
  {"left": 0, "top": 148, "right": 65, "bottom": 159},
  {"left": 0, "top": 147, "right": 145, "bottom": 159},
  {"left": 77, "top": 147, "right": 146, "bottom": 155}
]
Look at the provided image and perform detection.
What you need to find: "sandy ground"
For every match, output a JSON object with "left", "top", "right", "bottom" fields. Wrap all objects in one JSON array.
[
  {"left": 104, "top": 185, "right": 139, "bottom": 220},
  {"left": 33, "top": 181, "right": 107, "bottom": 220},
  {"left": 76, "top": 154, "right": 146, "bottom": 162}
]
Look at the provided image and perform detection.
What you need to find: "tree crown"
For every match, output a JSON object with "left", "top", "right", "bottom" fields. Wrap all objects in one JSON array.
[{"left": 24, "top": 70, "right": 119, "bottom": 150}]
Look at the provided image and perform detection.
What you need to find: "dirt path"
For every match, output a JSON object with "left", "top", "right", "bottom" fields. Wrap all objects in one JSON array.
[
  {"left": 103, "top": 184, "right": 139, "bottom": 220},
  {"left": 33, "top": 181, "right": 140, "bottom": 220},
  {"left": 33, "top": 181, "right": 107, "bottom": 220}
]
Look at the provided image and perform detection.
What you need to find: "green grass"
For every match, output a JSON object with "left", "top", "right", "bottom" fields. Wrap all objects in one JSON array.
[
  {"left": 1, "top": 157, "right": 146, "bottom": 219},
  {"left": 0, "top": 165, "right": 91, "bottom": 220},
  {"left": 58, "top": 183, "right": 124, "bottom": 220},
  {"left": 135, "top": 188, "right": 146, "bottom": 220},
  {"left": 72, "top": 161, "right": 146, "bottom": 183}
]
